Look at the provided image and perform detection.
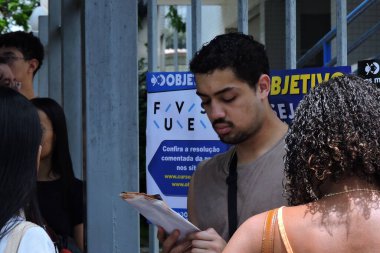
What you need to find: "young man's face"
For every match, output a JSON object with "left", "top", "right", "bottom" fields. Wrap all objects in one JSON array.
[
  {"left": 0, "top": 63, "right": 17, "bottom": 89},
  {"left": 195, "top": 68, "right": 266, "bottom": 145},
  {"left": 0, "top": 47, "right": 31, "bottom": 86}
]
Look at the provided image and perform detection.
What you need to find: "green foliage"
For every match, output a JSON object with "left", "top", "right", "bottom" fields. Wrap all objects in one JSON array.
[
  {"left": 0, "top": 0, "right": 39, "bottom": 33},
  {"left": 166, "top": 6, "right": 186, "bottom": 33}
]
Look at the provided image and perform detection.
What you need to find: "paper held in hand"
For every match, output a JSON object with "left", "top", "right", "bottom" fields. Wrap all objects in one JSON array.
[{"left": 120, "top": 192, "right": 200, "bottom": 240}]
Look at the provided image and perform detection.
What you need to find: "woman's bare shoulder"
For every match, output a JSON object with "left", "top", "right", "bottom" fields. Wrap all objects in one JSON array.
[{"left": 223, "top": 209, "right": 277, "bottom": 253}]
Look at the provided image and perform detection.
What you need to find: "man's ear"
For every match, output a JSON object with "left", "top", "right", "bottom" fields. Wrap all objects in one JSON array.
[
  {"left": 28, "top": 59, "right": 39, "bottom": 75},
  {"left": 36, "top": 145, "right": 42, "bottom": 172},
  {"left": 257, "top": 74, "right": 271, "bottom": 99}
]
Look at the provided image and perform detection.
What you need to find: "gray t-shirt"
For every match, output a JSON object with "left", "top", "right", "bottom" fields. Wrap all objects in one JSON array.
[{"left": 188, "top": 136, "right": 287, "bottom": 241}]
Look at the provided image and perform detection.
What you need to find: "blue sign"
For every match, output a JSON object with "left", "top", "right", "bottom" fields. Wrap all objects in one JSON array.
[
  {"left": 269, "top": 66, "right": 351, "bottom": 124},
  {"left": 148, "top": 140, "right": 229, "bottom": 196},
  {"left": 147, "top": 72, "right": 196, "bottom": 93}
]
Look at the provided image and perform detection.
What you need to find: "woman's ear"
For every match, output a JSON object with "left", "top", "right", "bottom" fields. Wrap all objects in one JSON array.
[{"left": 36, "top": 145, "right": 42, "bottom": 172}]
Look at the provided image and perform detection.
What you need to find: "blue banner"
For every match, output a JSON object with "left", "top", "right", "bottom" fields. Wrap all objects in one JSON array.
[
  {"left": 269, "top": 66, "right": 351, "bottom": 124},
  {"left": 147, "top": 72, "right": 196, "bottom": 93},
  {"left": 148, "top": 140, "right": 228, "bottom": 197},
  {"left": 146, "top": 72, "right": 228, "bottom": 213}
]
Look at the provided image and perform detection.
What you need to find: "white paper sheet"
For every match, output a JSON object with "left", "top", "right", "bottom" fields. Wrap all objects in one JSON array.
[{"left": 120, "top": 192, "right": 200, "bottom": 241}]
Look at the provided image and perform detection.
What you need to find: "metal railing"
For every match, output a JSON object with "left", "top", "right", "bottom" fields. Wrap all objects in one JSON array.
[{"left": 297, "top": 0, "right": 377, "bottom": 67}]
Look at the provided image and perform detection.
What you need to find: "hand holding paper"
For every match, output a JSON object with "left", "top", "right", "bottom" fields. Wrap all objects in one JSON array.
[{"left": 120, "top": 192, "right": 200, "bottom": 241}]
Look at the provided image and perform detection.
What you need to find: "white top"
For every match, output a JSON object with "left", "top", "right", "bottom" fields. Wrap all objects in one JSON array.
[{"left": 0, "top": 217, "right": 56, "bottom": 253}]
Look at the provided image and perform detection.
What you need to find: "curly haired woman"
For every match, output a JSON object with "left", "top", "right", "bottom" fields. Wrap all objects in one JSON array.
[{"left": 223, "top": 75, "right": 380, "bottom": 253}]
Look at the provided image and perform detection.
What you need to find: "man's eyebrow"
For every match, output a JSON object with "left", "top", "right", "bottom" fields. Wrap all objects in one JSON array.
[
  {"left": 0, "top": 51, "right": 17, "bottom": 56},
  {"left": 196, "top": 87, "right": 236, "bottom": 97},
  {"left": 196, "top": 91, "right": 207, "bottom": 97}
]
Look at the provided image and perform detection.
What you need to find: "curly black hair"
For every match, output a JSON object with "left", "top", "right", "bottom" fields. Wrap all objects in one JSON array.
[
  {"left": 284, "top": 75, "right": 380, "bottom": 206},
  {"left": 189, "top": 32, "right": 269, "bottom": 90}
]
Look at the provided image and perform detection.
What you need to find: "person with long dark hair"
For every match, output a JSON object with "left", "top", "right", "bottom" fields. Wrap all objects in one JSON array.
[
  {"left": 31, "top": 97, "right": 84, "bottom": 252},
  {"left": 0, "top": 86, "right": 55, "bottom": 252},
  {"left": 223, "top": 75, "right": 380, "bottom": 253}
]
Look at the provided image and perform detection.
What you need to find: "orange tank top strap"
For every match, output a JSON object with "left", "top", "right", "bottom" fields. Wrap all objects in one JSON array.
[
  {"left": 277, "top": 206, "right": 294, "bottom": 253},
  {"left": 261, "top": 208, "right": 279, "bottom": 253}
]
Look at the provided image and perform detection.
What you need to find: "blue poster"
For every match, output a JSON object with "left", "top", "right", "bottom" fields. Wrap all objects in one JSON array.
[
  {"left": 269, "top": 66, "right": 351, "bottom": 124},
  {"left": 146, "top": 72, "right": 229, "bottom": 214}
]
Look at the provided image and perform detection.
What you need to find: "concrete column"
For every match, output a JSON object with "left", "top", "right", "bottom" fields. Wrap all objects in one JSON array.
[
  {"left": 238, "top": 0, "right": 248, "bottom": 34},
  {"left": 37, "top": 15, "right": 49, "bottom": 97},
  {"left": 48, "top": 0, "right": 62, "bottom": 103},
  {"left": 285, "top": 0, "right": 296, "bottom": 69},
  {"left": 61, "top": 0, "right": 83, "bottom": 179},
  {"left": 82, "top": 0, "right": 139, "bottom": 252},
  {"left": 337, "top": 0, "right": 347, "bottom": 66},
  {"left": 191, "top": 0, "right": 201, "bottom": 57}
]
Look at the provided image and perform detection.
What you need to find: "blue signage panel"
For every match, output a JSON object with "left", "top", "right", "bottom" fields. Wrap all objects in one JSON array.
[
  {"left": 148, "top": 140, "right": 229, "bottom": 196},
  {"left": 269, "top": 66, "right": 351, "bottom": 124},
  {"left": 147, "top": 72, "right": 196, "bottom": 93}
]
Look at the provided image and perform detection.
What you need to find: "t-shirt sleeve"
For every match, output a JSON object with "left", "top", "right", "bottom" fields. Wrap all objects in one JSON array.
[
  {"left": 70, "top": 178, "right": 84, "bottom": 226},
  {"left": 18, "top": 226, "right": 56, "bottom": 253}
]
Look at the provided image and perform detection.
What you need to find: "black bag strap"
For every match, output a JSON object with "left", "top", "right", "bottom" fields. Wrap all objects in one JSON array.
[{"left": 226, "top": 151, "right": 238, "bottom": 239}]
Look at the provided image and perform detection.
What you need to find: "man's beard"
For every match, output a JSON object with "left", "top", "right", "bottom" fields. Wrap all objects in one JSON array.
[
  {"left": 212, "top": 118, "right": 251, "bottom": 145},
  {"left": 218, "top": 131, "right": 251, "bottom": 145}
]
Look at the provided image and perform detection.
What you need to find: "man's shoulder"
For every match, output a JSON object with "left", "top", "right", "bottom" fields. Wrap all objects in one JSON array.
[
  {"left": 200, "top": 146, "right": 234, "bottom": 165},
  {"left": 194, "top": 147, "right": 235, "bottom": 176}
]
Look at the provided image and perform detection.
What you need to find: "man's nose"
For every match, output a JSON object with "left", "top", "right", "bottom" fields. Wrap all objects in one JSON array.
[{"left": 208, "top": 102, "right": 225, "bottom": 121}]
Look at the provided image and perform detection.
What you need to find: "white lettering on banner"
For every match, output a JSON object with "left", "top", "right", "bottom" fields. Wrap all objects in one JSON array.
[
  {"left": 271, "top": 103, "right": 295, "bottom": 120},
  {"left": 152, "top": 73, "right": 195, "bottom": 87},
  {"left": 163, "top": 146, "right": 184, "bottom": 152}
]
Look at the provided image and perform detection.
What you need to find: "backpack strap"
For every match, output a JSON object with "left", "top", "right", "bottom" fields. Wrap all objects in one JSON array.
[
  {"left": 261, "top": 208, "right": 279, "bottom": 253},
  {"left": 4, "top": 221, "right": 38, "bottom": 253},
  {"left": 226, "top": 151, "right": 238, "bottom": 239}
]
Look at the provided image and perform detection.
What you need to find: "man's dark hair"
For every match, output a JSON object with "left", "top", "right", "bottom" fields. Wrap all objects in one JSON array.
[
  {"left": 0, "top": 31, "right": 44, "bottom": 75},
  {"left": 189, "top": 32, "right": 270, "bottom": 89}
]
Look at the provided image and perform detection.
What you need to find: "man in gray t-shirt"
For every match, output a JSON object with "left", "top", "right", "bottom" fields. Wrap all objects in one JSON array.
[{"left": 158, "top": 33, "right": 288, "bottom": 253}]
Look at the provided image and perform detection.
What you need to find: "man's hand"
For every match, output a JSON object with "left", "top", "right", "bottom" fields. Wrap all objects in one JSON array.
[
  {"left": 157, "top": 227, "right": 192, "bottom": 253},
  {"left": 187, "top": 228, "right": 226, "bottom": 253},
  {"left": 157, "top": 227, "right": 226, "bottom": 253}
]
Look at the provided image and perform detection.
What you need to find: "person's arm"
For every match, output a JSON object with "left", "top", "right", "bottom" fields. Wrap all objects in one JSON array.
[
  {"left": 222, "top": 212, "right": 267, "bottom": 253},
  {"left": 73, "top": 223, "right": 84, "bottom": 252}
]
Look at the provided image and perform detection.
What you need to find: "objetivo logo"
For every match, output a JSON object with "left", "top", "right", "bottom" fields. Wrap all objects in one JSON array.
[
  {"left": 150, "top": 73, "right": 195, "bottom": 87},
  {"left": 151, "top": 74, "right": 166, "bottom": 86}
]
